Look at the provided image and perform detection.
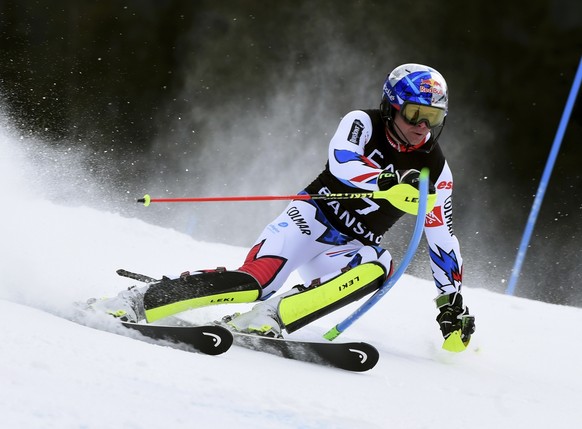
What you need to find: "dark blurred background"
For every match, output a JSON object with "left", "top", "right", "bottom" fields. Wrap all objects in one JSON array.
[{"left": 1, "top": 0, "right": 581, "bottom": 306}]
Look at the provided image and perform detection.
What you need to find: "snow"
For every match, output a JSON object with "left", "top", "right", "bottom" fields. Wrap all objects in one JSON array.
[{"left": 2, "top": 130, "right": 582, "bottom": 428}]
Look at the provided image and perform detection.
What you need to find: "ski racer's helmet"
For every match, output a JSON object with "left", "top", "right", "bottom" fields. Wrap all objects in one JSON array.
[{"left": 380, "top": 63, "right": 448, "bottom": 152}]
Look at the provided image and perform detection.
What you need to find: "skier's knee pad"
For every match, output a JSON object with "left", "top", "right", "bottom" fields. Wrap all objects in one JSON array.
[
  {"left": 143, "top": 269, "right": 261, "bottom": 322},
  {"left": 278, "top": 262, "right": 387, "bottom": 333}
]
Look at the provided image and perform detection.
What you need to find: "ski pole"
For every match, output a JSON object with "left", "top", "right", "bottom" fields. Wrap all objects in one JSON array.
[
  {"left": 137, "top": 185, "right": 436, "bottom": 216},
  {"left": 323, "top": 168, "right": 430, "bottom": 341}
]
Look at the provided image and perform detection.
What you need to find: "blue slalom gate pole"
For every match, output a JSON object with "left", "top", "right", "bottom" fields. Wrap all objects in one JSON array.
[
  {"left": 324, "top": 168, "right": 430, "bottom": 340},
  {"left": 506, "top": 56, "right": 582, "bottom": 296}
]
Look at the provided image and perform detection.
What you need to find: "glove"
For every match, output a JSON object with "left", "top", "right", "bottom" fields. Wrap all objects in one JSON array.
[
  {"left": 435, "top": 292, "right": 475, "bottom": 344},
  {"left": 378, "top": 169, "right": 435, "bottom": 194}
]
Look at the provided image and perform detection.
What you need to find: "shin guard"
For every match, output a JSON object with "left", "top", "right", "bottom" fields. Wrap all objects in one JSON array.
[
  {"left": 278, "top": 262, "right": 387, "bottom": 333},
  {"left": 143, "top": 270, "right": 261, "bottom": 322}
]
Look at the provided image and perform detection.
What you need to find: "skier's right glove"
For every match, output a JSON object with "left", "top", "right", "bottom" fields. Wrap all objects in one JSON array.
[
  {"left": 435, "top": 292, "right": 475, "bottom": 344},
  {"left": 377, "top": 169, "right": 435, "bottom": 193}
]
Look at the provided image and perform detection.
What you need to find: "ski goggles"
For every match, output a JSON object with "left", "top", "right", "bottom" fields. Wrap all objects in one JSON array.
[{"left": 399, "top": 102, "right": 446, "bottom": 128}]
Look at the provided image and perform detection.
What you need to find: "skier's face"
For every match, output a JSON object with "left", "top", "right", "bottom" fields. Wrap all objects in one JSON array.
[{"left": 391, "top": 112, "right": 431, "bottom": 148}]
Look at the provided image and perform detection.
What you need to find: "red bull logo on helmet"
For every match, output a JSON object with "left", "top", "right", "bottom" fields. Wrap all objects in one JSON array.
[{"left": 420, "top": 78, "right": 444, "bottom": 95}]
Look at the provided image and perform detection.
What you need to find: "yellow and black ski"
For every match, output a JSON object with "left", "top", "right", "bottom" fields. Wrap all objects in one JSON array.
[
  {"left": 230, "top": 330, "right": 379, "bottom": 372},
  {"left": 122, "top": 322, "right": 233, "bottom": 355}
]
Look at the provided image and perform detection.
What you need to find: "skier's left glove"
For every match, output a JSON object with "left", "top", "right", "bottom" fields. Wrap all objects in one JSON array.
[{"left": 435, "top": 292, "right": 475, "bottom": 343}]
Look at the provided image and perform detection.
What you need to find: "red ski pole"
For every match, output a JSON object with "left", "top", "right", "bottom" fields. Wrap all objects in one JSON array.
[{"left": 137, "top": 186, "right": 436, "bottom": 216}]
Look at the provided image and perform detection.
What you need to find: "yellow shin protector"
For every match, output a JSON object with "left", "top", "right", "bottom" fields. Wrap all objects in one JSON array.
[
  {"left": 143, "top": 270, "right": 261, "bottom": 322},
  {"left": 278, "top": 262, "right": 387, "bottom": 333}
]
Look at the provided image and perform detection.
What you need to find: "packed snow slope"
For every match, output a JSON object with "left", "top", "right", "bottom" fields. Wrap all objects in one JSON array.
[
  {"left": 1, "top": 134, "right": 582, "bottom": 428},
  {"left": 2, "top": 197, "right": 582, "bottom": 429}
]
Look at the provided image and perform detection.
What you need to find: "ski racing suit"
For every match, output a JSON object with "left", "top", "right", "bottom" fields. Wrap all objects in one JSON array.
[{"left": 238, "top": 109, "right": 463, "bottom": 301}]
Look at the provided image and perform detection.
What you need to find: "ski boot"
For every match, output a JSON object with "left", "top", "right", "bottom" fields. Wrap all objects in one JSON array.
[
  {"left": 87, "top": 285, "right": 146, "bottom": 323},
  {"left": 220, "top": 297, "right": 285, "bottom": 338}
]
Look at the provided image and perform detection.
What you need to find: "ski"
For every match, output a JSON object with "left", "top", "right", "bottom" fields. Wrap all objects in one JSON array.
[
  {"left": 230, "top": 331, "right": 379, "bottom": 372},
  {"left": 121, "top": 322, "right": 233, "bottom": 356},
  {"left": 122, "top": 321, "right": 377, "bottom": 370}
]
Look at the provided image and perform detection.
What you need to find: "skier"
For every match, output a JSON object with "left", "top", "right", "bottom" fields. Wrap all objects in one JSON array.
[{"left": 92, "top": 63, "right": 475, "bottom": 346}]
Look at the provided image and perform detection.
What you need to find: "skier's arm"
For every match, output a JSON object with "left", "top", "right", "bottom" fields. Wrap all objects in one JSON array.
[
  {"left": 423, "top": 161, "right": 463, "bottom": 296},
  {"left": 424, "top": 163, "right": 475, "bottom": 345},
  {"left": 327, "top": 111, "right": 382, "bottom": 191}
]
